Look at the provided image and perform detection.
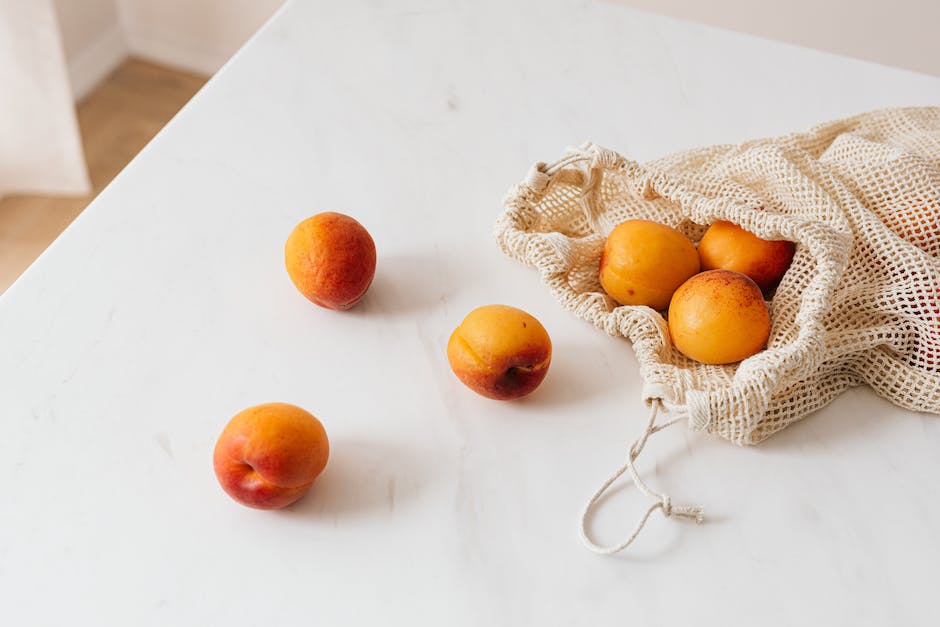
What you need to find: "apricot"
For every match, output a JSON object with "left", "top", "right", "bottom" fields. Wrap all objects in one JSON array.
[
  {"left": 599, "top": 219, "right": 700, "bottom": 310},
  {"left": 697, "top": 220, "right": 795, "bottom": 292},
  {"left": 878, "top": 204, "right": 940, "bottom": 257},
  {"left": 668, "top": 270, "right": 770, "bottom": 365},
  {"left": 447, "top": 305, "right": 551, "bottom": 400},
  {"left": 912, "top": 285, "right": 940, "bottom": 372},
  {"left": 285, "top": 212, "right": 376, "bottom": 310},
  {"left": 213, "top": 403, "right": 329, "bottom": 510}
]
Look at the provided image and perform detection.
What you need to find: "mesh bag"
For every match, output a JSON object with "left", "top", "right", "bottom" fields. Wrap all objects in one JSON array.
[{"left": 495, "top": 107, "right": 940, "bottom": 553}]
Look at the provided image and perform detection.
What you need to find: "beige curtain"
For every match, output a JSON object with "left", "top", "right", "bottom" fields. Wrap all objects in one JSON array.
[{"left": 0, "top": 0, "right": 89, "bottom": 199}]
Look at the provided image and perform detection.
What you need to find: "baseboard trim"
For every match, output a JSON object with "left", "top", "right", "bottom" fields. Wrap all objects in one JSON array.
[
  {"left": 67, "top": 24, "right": 129, "bottom": 102},
  {"left": 123, "top": 27, "right": 228, "bottom": 77}
]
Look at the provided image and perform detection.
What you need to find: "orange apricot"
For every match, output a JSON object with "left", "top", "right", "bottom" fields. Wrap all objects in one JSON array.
[
  {"left": 447, "top": 305, "right": 551, "bottom": 400},
  {"left": 599, "top": 219, "right": 700, "bottom": 310},
  {"left": 285, "top": 212, "right": 376, "bottom": 310},
  {"left": 213, "top": 403, "right": 329, "bottom": 510},
  {"left": 697, "top": 220, "right": 795, "bottom": 292},
  {"left": 668, "top": 270, "right": 770, "bottom": 365}
]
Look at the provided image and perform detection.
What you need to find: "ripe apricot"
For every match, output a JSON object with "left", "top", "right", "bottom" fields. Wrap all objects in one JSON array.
[
  {"left": 447, "top": 305, "right": 551, "bottom": 400},
  {"left": 213, "top": 403, "right": 330, "bottom": 510},
  {"left": 599, "top": 219, "right": 699, "bottom": 310},
  {"left": 878, "top": 204, "right": 940, "bottom": 256},
  {"left": 912, "top": 285, "right": 940, "bottom": 372},
  {"left": 285, "top": 212, "right": 376, "bottom": 310},
  {"left": 697, "top": 220, "right": 795, "bottom": 292},
  {"left": 668, "top": 270, "right": 770, "bottom": 365}
]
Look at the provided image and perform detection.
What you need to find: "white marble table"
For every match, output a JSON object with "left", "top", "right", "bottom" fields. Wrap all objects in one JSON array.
[{"left": 3, "top": 1, "right": 940, "bottom": 624}]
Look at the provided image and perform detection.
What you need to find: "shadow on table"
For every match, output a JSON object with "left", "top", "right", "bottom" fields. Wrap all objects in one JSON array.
[
  {"left": 282, "top": 438, "right": 431, "bottom": 519},
  {"left": 348, "top": 251, "right": 455, "bottom": 318},
  {"left": 515, "top": 342, "right": 622, "bottom": 410},
  {"left": 752, "top": 387, "right": 901, "bottom": 453}
]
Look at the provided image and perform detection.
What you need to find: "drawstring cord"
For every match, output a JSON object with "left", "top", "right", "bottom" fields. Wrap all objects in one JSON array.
[{"left": 579, "top": 400, "right": 704, "bottom": 555}]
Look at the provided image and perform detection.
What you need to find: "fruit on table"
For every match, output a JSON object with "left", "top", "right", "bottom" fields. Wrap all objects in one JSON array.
[
  {"left": 285, "top": 212, "right": 376, "bottom": 310},
  {"left": 447, "top": 304, "right": 552, "bottom": 400},
  {"left": 214, "top": 403, "right": 329, "bottom": 509},
  {"left": 697, "top": 220, "right": 795, "bottom": 292},
  {"left": 668, "top": 269, "right": 771, "bottom": 365},
  {"left": 599, "top": 219, "right": 700, "bottom": 310}
]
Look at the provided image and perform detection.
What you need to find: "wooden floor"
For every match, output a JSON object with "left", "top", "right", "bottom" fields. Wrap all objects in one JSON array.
[{"left": 0, "top": 59, "right": 207, "bottom": 293}]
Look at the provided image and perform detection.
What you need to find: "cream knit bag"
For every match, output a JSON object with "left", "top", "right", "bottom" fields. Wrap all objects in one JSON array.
[{"left": 495, "top": 107, "right": 940, "bottom": 554}]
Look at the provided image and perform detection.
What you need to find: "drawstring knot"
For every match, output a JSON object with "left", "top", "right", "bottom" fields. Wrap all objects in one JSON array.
[
  {"left": 660, "top": 494, "right": 672, "bottom": 517},
  {"left": 579, "top": 400, "right": 705, "bottom": 555}
]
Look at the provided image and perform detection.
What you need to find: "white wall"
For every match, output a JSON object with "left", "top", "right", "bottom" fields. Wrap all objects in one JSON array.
[
  {"left": 115, "top": 0, "right": 285, "bottom": 75},
  {"left": 52, "top": 0, "right": 938, "bottom": 102},
  {"left": 615, "top": 0, "right": 940, "bottom": 77},
  {"left": 52, "top": 0, "right": 127, "bottom": 100},
  {"left": 53, "top": 0, "right": 284, "bottom": 100}
]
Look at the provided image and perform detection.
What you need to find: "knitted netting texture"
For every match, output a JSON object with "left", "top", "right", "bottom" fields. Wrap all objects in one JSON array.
[{"left": 496, "top": 107, "right": 940, "bottom": 445}]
